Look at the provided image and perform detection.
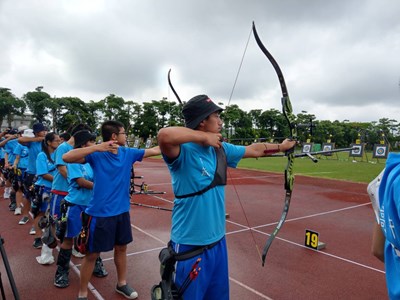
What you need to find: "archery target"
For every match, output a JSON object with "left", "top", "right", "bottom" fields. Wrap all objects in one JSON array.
[
  {"left": 302, "top": 143, "right": 313, "bottom": 153},
  {"left": 322, "top": 143, "right": 334, "bottom": 156},
  {"left": 373, "top": 144, "right": 388, "bottom": 158},
  {"left": 349, "top": 144, "right": 363, "bottom": 157}
]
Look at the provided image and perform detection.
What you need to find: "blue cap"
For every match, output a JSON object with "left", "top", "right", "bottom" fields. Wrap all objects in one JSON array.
[{"left": 32, "top": 123, "right": 46, "bottom": 133}]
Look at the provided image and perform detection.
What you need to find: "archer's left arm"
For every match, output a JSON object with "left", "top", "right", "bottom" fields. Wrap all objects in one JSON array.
[
  {"left": 143, "top": 146, "right": 161, "bottom": 158},
  {"left": 243, "top": 138, "right": 295, "bottom": 158}
]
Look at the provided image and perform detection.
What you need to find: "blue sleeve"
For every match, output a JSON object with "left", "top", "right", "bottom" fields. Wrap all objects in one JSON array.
[
  {"left": 130, "top": 148, "right": 145, "bottom": 164},
  {"left": 4, "top": 143, "right": 13, "bottom": 154},
  {"left": 223, "top": 142, "right": 245, "bottom": 168},
  {"left": 14, "top": 144, "right": 22, "bottom": 156},
  {"left": 55, "top": 143, "right": 69, "bottom": 167},
  {"left": 67, "top": 163, "right": 83, "bottom": 181},
  {"left": 36, "top": 153, "right": 48, "bottom": 176}
]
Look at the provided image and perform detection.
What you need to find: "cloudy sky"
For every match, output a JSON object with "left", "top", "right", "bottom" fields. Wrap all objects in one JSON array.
[{"left": 1, "top": 0, "right": 399, "bottom": 123}]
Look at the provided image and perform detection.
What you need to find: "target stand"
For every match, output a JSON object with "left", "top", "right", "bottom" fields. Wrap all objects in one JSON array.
[
  {"left": 130, "top": 167, "right": 165, "bottom": 195},
  {"left": 131, "top": 181, "right": 166, "bottom": 195}
]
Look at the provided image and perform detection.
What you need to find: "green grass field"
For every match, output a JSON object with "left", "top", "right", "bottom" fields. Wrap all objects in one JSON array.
[{"left": 238, "top": 151, "right": 388, "bottom": 183}]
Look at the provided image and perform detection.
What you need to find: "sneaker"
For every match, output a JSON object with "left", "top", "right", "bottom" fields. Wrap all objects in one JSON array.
[
  {"left": 3, "top": 188, "right": 10, "bottom": 199},
  {"left": 33, "top": 237, "right": 42, "bottom": 249},
  {"left": 29, "top": 226, "right": 36, "bottom": 235},
  {"left": 14, "top": 207, "right": 22, "bottom": 215},
  {"left": 93, "top": 257, "right": 108, "bottom": 278},
  {"left": 54, "top": 270, "right": 69, "bottom": 288},
  {"left": 8, "top": 202, "right": 16, "bottom": 211},
  {"left": 115, "top": 284, "right": 138, "bottom": 299},
  {"left": 19, "top": 216, "right": 29, "bottom": 225},
  {"left": 72, "top": 248, "right": 85, "bottom": 258}
]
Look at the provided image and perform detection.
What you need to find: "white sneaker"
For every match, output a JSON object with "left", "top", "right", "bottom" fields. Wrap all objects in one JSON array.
[
  {"left": 29, "top": 226, "right": 36, "bottom": 235},
  {"left": 14, "top": 207, "right": 22, "bottom": 215},
  {"left": 72, "top": 248, "right": 85, "bottom": 258},
  {"left": 3, "top": 187, "right": 11, "bottom": 199}
]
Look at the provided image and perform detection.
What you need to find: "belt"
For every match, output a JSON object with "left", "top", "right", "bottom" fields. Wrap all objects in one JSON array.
[{"left": 51, "top": 190, "right": 68, "bottom": 196}]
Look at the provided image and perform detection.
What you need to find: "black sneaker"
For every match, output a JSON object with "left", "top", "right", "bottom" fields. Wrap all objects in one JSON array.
[
  {"left": 54, "top": 271, "right": 69, "bottom": 288},
  {"left": 93, "top": 257, "right": 108, "bottom": 278},
  {"left": 115, "top": 284, "right": 138, "bottom": 299},
  {"left": 8, "top": 202, "right": 16, "bottom": 211},
  {"left": 19, "top": 216, "right": 29, "bottom": 225},
  {"left": 33, "top": 237, "right": 42, "bottom": 249}
]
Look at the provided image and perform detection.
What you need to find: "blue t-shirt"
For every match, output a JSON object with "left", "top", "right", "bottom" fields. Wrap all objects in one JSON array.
[
  {"left": 64, "top": 163, "right": 93, "bottom": 206},
  {"left": 26, "top": 141, "right": 42, "bottom": 175},
  {"left": 163, "top": 142, "right": 245, "bottom": 245},
  {"left": 35, "top": 152, "right": 56, "bottom": 188},
  {"left": 14, "top": 143, "right": 29, "bottom": 169},
  {"left": 52, "top": 142, "right": 73, "bottom": 192},
  {"left": 379, "top": 152, "right": 400, "bottom": 299},
  {"left": 0, "top": 138, "right": 5, "bottom": 159},
  {"left": 85, "top": 147, "right": 145, "bottom": 217},
  {"left": 4, "top": 139, "right": 18, "bottom": 165}
]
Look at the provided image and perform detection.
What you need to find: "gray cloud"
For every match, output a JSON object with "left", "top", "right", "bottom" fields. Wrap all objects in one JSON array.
[{"left": 0, "top": 0, "right": 399, "bottom": 122}]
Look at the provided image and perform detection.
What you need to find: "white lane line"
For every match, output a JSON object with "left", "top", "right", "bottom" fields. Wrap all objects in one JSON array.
[
  {"left": 70, "top": 262, "right": 105, "bottom": 300},
  {"left": 53, "top": 246, "right": 106, "bottom": 300},
  {"left": 131, "top": 224, "right": 167, "bottom": 245},
  {"left": 229, "top": 276, "right": 274, "bottom": 300},
  {"left": 127, "top": 174, "right": 380, "bottom": 299},
  {"left": 128, "top": 223, "right": 276, "bottom": 300},
  {"left": 224, "top": 202, "right": 384, "bottom": 275},
  {"left": 252, "top": 202, "right": 372, "bottom": 229},
  {"left": 250, "top": 227, "right": 385, "bottom": 274}
]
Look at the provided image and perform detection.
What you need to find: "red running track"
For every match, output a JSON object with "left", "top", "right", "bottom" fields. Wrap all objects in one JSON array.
[{"left": 0, "top": 158, "right": 387, "bottom": 299}]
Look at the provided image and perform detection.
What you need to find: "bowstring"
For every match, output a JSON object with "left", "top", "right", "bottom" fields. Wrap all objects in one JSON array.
[
  {"left": 227, "top": 26, "right": 253, "bottom": 107},
  {"left": 227, "top": 168, "right": 262, "bottom": 260},
  {"left": 226, "top": 24, "right": 262, "bottom": 260}
]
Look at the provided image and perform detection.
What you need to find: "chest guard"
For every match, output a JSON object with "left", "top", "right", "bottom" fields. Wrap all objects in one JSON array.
[{"left": 175, "top": 147, "right": 227, "bottom": 199}]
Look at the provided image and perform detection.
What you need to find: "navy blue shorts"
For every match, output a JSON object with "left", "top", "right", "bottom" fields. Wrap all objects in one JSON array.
[{"left": 88, "top": 211, "right": 133, "bottom": 253}]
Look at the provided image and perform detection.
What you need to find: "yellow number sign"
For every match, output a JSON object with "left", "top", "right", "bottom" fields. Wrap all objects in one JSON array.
[{"left": 305, "top": 229, "right": 319, "bottom": 250}]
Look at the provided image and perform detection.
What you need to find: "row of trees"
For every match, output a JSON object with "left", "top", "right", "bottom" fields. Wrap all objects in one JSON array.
[{"left": 1, "top": 86, "right": 399, "bottom": 150}]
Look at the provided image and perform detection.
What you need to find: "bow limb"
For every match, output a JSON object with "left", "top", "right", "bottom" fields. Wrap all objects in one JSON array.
[
  {"left": 168, "top": 68, "right": 183, "bottom": 105},
  {"left": 252, "top": 21, "right": 297, "bottom": 266}
]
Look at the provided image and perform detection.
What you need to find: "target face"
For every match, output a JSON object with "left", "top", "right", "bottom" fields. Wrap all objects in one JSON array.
[
  {"left": 373, "top": 144, "right": 388, "bottom": 158},
  {"left": 302, "top": 143, "right": 313, "bottom": 153},
  {"left": 349, "top": 144, "right": 363, "bottom": 157}
]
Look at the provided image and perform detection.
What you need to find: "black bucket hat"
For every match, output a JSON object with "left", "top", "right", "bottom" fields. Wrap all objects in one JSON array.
[
  {"left": 73, "top": 130, "right": 96, "bottom": 148},
  {"left": 182, "top": 95, "right": 223, "bottom": 129}
]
